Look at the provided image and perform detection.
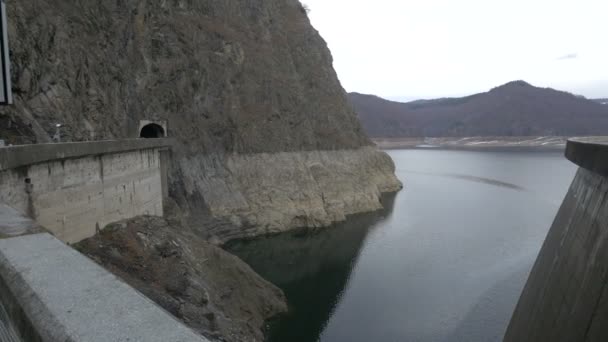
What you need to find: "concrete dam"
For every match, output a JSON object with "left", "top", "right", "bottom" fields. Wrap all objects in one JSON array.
[{"left": 505, "top": 139, "right": 608, "bottom": 341}]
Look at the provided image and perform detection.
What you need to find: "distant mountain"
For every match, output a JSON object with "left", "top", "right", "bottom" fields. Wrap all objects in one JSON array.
[
  {"left": 594, "top": 98, "right": 608, "bottom": 105},
  {"left": 350, "top": 81, "right": 608, "bottom": 137}
]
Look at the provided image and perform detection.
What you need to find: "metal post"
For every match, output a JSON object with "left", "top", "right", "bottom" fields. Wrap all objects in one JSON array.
[
  {"left": 0, "top": 0, "right": 12, "bottom": 105},
  {"left": 53, "top": 124, "right": 62, "bottom": 143}
]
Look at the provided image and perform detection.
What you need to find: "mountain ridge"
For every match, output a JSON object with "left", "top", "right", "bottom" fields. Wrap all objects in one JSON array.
[
  {"left": 594, "top": 98, "right": 608, "bottom": 105},
  {"left": 349, "top": 81, "right": 608, "bottom": 137}
]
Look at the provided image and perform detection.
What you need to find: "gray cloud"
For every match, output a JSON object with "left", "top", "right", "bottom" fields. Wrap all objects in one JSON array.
[{"left": 556, "top": 53, "right": 578, "bottom": 60}]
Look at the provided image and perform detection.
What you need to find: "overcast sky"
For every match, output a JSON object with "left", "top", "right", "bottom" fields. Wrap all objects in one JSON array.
[{"left": 304, "top": 0, "right": 608, "bottom": 100}]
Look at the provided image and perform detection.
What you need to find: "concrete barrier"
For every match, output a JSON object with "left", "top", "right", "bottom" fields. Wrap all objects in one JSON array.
[
  {"left": 0, "top": 139, "right": 173, "bottom": 243},
  {"left": 0, "top": 233, "right": 208, "bottom": 342},
  {"left": 505, "top": 138, "right": 608, "bottom": 341},
  {"left": 0, "top": 139, "right": 209, "bottom": 341},
  {"left": 0, "top": 139, "right": 174, "bottom": 172}
]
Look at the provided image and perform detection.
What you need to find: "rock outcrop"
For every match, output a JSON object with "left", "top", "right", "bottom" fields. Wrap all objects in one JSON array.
[
  {"left": 75, "top": 216, "right": 287, "bottom": 342},
  {"left": 182, "top": 147, "right": 399, "bottom": 243},
  {"left": 0, "top": 0, "right": 401, "bottom": 240}
]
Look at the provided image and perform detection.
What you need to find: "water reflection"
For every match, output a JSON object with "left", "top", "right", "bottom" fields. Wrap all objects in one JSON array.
[
  {"left": 402, "top": 170, "right": 526, "bottom": 191},
  {"left": 445, "top": 266, "right": 531, "bottom": 342},
  {"left": 227, "top": 150, "right": 576, "bottom": 342},
  {"left": 226, "top": 194, "right": 396, "bottom": 342}
]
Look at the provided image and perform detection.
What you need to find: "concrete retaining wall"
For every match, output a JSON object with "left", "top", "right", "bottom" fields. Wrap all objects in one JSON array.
[
  {"left": 0, "top": 139, "right": 205, "bottom": 341},
  {"left": 0, "top": 139, "right": 172, "bottom": 243},
  {"left": 504, "top": 138, "right": 608, "bottom": 341}
]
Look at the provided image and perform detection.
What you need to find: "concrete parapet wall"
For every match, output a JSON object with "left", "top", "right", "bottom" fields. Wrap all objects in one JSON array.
[
  {"left": 0, "top": 139, "right": 172, "bottom": 243},
  {"left": 505, "top": 138, "right": 608, "bottom": 341},
  {"left": 0, "top": 139, "right": 173, "bottom": 172},
  {"left": 565, "top": 138, "right": 608, "bottom": 176},
  {"left": 0, "top": 233, "right": 207, "bottom": 342}
]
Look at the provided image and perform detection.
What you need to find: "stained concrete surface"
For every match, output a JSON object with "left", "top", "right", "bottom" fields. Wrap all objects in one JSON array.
[
  {"left": 0, "top": 204, "right": 42, "bottom": 238},
  {"left": 0, "top": 140, "right": 170, "bottom": 243},
  {"left": 505, "top": 139, "right": 608, "bottom": 341}
]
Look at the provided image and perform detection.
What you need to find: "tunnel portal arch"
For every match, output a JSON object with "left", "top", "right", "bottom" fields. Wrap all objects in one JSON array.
[
  {"left": 139, "top": 123, "right": 165, "bottom": 138},
  {"left": 137, "top": 120, "right": 167, "bottom": 139}
]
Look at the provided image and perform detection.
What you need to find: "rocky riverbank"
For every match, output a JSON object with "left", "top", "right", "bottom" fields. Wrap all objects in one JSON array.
[{"left": 75, "top": 215, "right": 287, "bottom": 342}]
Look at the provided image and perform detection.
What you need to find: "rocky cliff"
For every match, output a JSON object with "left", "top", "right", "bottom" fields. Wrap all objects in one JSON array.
[{"left": 0, "top": 0, "right": 401, "bottom": 240}]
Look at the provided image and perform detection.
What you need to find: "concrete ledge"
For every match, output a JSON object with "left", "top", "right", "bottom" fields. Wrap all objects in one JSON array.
[
  {"left": 0, "top": 139, "right": 174, "bottom": 171},
  {"left": 0, "top": 233, "right": 207, "bottom": 342},
  {"left": 565, "top": 138, "right": 608, "bottom": 177}
]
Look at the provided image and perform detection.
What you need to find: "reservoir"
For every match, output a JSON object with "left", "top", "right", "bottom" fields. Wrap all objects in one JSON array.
[{"left": 226, "top": 149, "right": 577, "bottom": 342}]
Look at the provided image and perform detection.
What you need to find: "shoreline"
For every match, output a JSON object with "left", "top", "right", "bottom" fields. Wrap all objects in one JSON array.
[
  {"left": 221, "top": 192, "right": 398, "bottom": 248},
  {"left": 380, "top": 145, "right": 567, "bottom": 152},
  {"left": 372, "top": 136, "right": 608, "bottom": 152}
]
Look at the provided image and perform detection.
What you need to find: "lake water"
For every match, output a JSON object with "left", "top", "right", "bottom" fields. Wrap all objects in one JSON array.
[{"left": 226, "top": 149, "right": 577, "bottom": 342}]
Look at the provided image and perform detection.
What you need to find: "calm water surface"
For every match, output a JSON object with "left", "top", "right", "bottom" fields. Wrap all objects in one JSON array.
[{"left": 226, "top": 149, "right": 577, "bottom": 342}]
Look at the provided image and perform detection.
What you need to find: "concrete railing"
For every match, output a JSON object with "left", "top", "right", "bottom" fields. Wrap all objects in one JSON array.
[
  {"left": 0, "top": 139, "right": 173, "bottom": 243},
  {"left": 564, "top": 138, "right": 608, "bottom": 176},
  {"left": 0, "top": 233, "right": 208, "bottom": 342},
  {"left": 505, "top": 138, "right": 608, "bottom": 341},
  {"left": 0, "top": 139, "right": 174, "bottom": 171}
]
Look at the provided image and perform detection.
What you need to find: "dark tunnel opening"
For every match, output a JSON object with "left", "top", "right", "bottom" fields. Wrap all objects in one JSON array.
[{"left": 139, "top": 124, "right": 165, "bottom": 138}]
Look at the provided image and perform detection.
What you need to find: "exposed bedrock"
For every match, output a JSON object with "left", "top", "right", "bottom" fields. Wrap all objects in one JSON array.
[
  {"left": 179, "top": 147, "right": 401, "bottom": 242},
  {"left": 0, "top": 1, "right": 402, "bottom": 342},
  {"left": 1, "top": 0, "right": 402, "bottom": 240},
  {"left": 75, "top": 216, "right": 287, "bottom": 342}
]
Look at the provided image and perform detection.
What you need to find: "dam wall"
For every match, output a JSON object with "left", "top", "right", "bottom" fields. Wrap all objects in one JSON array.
[
  {"left": 504, "top": 139, "right": 608, "bottom": 341},
  {"left": 0, "top": 139, "right": 172, "bottom": 243}
]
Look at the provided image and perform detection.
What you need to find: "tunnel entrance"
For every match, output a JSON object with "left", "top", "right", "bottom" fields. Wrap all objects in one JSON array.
[{"left": 139, "top": 123, "right": 165, "bottom": 138}]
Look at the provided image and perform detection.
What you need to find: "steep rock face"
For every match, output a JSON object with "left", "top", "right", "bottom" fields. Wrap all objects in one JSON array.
[
  {"left": 0, "top": 0, "right": 401, "bottom": 239},
  {"left": 183, "top": 147, "right": 399, "bottom": 243},
  {"left": 3, "top": 0, "right": 367, "bottom": 150}
]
